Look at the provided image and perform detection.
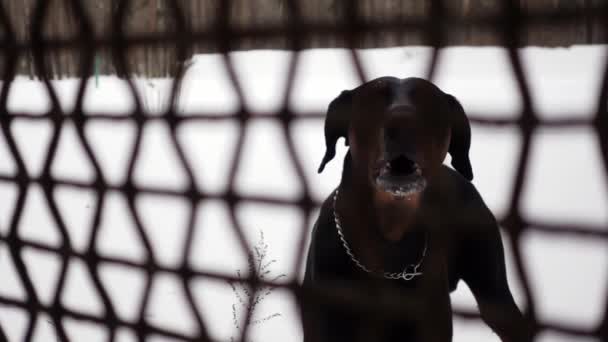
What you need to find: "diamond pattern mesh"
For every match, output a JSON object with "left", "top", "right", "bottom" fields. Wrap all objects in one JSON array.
[{"left": 0, "top": 1, "right": 607, "bottom": 341}]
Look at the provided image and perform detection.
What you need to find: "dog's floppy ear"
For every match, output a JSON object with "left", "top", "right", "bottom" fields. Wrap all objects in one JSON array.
[
  {"left": 318, "top": 90, "right": 352, "bottom": 173},
  {"left": 446, "top": 94, "right": 473, "bottom": 181}
]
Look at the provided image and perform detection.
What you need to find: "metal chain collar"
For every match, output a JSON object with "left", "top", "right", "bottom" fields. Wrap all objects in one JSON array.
[{"left": 332, "top": 189, "right": 427, "bottom": 281}]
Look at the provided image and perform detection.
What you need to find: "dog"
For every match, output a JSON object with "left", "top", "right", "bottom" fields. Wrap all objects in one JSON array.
[{"left": 302, "top": 77, "right": 530, "bottom": 342}]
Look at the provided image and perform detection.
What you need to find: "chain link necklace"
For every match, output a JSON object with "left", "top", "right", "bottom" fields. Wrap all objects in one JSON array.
[{"left": 332, "top": 189, "right": 428, "bottom": 281}]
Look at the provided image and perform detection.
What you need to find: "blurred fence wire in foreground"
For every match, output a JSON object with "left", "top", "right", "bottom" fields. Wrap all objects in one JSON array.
[{"left": 0, "top": 0, "right": 607, "bottom": 341}]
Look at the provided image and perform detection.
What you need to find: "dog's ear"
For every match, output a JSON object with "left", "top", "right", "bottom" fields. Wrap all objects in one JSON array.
[
  {"left": 446, "top": 94, "right": 473, "bottom": 181},
  {"left": 318, "top": 90, "right": 352, "bottom": 173}
]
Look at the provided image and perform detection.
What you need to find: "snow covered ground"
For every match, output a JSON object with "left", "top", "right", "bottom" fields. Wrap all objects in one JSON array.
[{"left": 1, "top": 45, "right": 607, "bottom": 342}]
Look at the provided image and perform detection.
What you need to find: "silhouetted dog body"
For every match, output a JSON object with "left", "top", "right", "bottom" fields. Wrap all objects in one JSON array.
[{"left": 302, "top": 77, "right": 529, "bottom": 342}]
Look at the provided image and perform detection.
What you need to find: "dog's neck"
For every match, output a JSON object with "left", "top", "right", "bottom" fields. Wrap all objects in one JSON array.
[
  {"left": 337, "top": 153, "right": 427, "bottom": 271},
  {"left": 340, "top": 152, "right": 424, "bottom": 237}
]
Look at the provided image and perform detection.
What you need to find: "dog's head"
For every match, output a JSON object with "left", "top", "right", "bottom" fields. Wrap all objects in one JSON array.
[{"left": 319, "top": 77, "right": 472, "bottom": 202}]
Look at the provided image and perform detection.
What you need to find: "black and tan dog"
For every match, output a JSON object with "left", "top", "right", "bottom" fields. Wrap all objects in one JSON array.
[{"left": 302, "top": 77, "right": 529, "bottom": 342}]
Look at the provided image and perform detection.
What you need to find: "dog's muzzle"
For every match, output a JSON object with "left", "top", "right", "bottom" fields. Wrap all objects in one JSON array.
[{"left": 374, "top": 154, "right": 427, "bottom": 199}]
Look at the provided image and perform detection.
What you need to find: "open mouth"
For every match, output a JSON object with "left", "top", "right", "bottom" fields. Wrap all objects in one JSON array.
[{"left": 374, "top": 155, "right": 427, "bottom": 199}]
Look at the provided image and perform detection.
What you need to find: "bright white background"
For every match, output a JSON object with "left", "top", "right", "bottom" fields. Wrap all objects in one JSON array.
[{"left": 1, "top": 45, "right": 607, "bottom": 342}]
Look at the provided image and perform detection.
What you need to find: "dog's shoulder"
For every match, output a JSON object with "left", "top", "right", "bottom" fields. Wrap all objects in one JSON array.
[
  {"left": 304, "top": 189, "right": 350, "bottom": 282},
  {"left": 311, "top": 190, "right": 337, "bottom": 237},
  {"left": 438, "top": 165, "right": 496, "bottom": 228}
]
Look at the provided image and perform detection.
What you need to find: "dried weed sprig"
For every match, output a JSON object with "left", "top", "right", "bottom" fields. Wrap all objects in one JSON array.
[{"left": 229, "top": 230, "right": 287, "bottom": 342}]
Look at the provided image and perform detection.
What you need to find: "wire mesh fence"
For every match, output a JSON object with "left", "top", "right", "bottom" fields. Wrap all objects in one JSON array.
[{"left": 0, "top": 0, "right": 607, "bottom": 341}]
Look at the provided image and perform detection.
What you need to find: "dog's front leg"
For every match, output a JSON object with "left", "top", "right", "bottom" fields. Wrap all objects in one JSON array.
[
  {"left": 417, "top": 235, "right": 453, "bottom": 342},
  {"left": 469, "top": 275, "right": 532, "bottom": 342},
  {"left": 461, "top": 224, "right": 533, "bottom": 342}
]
